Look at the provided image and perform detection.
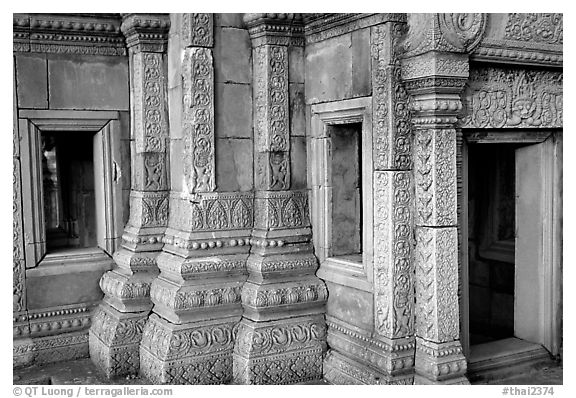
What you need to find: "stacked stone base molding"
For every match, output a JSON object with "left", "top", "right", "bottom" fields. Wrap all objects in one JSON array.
[
  {"left": 139, "top": 314, "right": 238, "bottom": 384},
  {"left": 232, "top": 315, "right": 325, "bottom": 384},
  {"left": 414, "top": 337, "right": 468, "bottom": 384},
  {"left": 324, "top": 350, "right": 414, "bottom": 385},
  {"left": 89, "top": 302, "right": 148, "bottom": 378}
]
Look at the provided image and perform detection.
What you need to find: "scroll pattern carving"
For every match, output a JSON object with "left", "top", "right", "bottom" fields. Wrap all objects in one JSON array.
[
  {"left": 234, "top": 319, "right": 326, "bottom": 357},
  {"left": 99, "top": 272, "right": 151, "bottom": 300},
  {"left": 141, "top": 315, "right": 236, "bottom": 360},
  {"left": 181, "top": 13, "right": 213, "bottom": 48},
  {"left": 253, "top": 191, "right": 309, "bottom": 230},
  {"left": 90, "top": 306, "right": 147, "bottom": 346},
  {"left": 371, "top": 25, "right": 411, "bottom": 171},
  {"left": 13, "top": 158, "right": 25, "bottom": 313},
  {"left": 133, "top": 52, "right": 168, "bottom": 153},
  {"left": 182, "top": 48, "right": 215, "bottom": 193},
  {"left": 414, "top": 129, "right": 457, "bottom": 227},
  {"left": 505, "top": 13, "right": 562, "bottom": 45},
  {"left": 461, "top": 67, "right": 563, "bottom": 129},
  {"left": 438, "top": 13, "right": 486, "bottom": 52},
  {"left": 373, "top": 171, "right": 414, "bottom": 338},
  {"left": 247, "top": 256, "right": 317, "bottom": 274},
  {"left": 254, "top": 45, "right": 289, "bottom": 153},
  {"left": 415, "top": 228, "right": 459, "bottom": 343}
]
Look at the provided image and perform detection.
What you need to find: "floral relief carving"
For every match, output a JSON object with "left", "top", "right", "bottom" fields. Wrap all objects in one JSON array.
[
  {"left": 371, "top": 25, "right": 412, "bottom": 170},
  {"left": 169, "top": 193, "right": 253, "bottom": 233},
  {"left": 182, "top": 47, "right": 216, "bottom": 193},
  {"left": 373, "top": 171, "right": 414, "bottom": 338},
  {"left": 90, "top": 306, "right": 147, "bottom": 346},
  {"left": 13, "top": 158, "right": 25, "bottom": 313},
  {"left": 134, "top": 52, "right": 167, "bottom": 153},
  {"left": 438, "top": 13, "right": 486, "bottom": 52},
  {"left": 151, "top": 282, "right": 242, "bottom": 311},
  {"left": 461, "top": 67, "right": 563, "bottom": 129},
  {"left": 141, "top": 315, "right": 236, "bottom": 360},
  {"left": 414, "top": 129, "right": 457, "bottom": 227},
  {"left": 234, "top": 319, "right": 326, "bottom": 357},
  {"left": 415, "top": 228, "right": 459, "bottom": 343},
  {"left": 504, "top": 13, "right": 562, "bottom": 45},
  {"left": 254, "top": 45, "right": 289, "bottom": 153},
  {"left": 254, "top": 191, "right": 309, "bottom": 230},
  {"left": 181, "top": 13, "right": 213, "bottom": 48},
  {"left": 241, "top": 281, "right": 328, "bottom": 308},
  {"left": 142, "top": 195, "right": 169, "bottom": 227}
]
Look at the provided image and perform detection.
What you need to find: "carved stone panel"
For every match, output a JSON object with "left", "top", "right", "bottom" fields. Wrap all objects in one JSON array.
[
  {"left": 371, "top": 24, "right": 411, "bottom": 171},
  {"left": 181, "top": 14, "right": 214, "bottom": 48},
  {"left": 13, "top": 157, "right": 26, "bottom": 313},
  {"left": 461, "top": 67, "right": 563, "bottom": 129},
  {"left": 128, "top": 192, "right": 169, "bottom": 229},
  {"left": 373, "top": 171, "right": 414, "bottom": 338},
  {"left": 504, "top": 14, "right": 562, "bottom": 45},
  {"left": 254, "top": 151, "right": 290, "bottom": 191},
  {"left": 414, "top": 129, "right": 457, "bottom": 227},
  {"left": 415, "top": 227, "right": 459, "bottom": 343},
  {"left": 182, "top": 47, "right": 216, "bottom": 193},
  {"left": 133, "top": 52, "right": 168, "bottom": 153},
  {"left": 253, "top": 190, "right": 309, "bottom": 231},
  {"left": 253, "top": 45, "right": 290, "bottom": 153}
]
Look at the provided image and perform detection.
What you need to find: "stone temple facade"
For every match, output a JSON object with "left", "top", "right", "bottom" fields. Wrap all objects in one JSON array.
[{"left": 13, "top": 13, "right": 563, "bottom": 384}]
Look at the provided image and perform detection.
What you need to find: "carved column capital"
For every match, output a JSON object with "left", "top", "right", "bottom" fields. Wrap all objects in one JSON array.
[
  {"left": 400, "top": 13, "right": 486, "bottom": 58},
  {"left": 121, "top": 13, "right": 170, "bottom": 53},
  {"left": 242, "top": 13, "right": 304, "bottom": 47}
]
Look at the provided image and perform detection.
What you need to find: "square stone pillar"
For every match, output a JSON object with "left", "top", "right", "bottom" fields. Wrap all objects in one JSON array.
[
  {"left": 400, "top": 12, "right": 488, "bottom": 385},
  {"left": 139, "top": 14, "right": 253, "bottom": 384},
  {"left": 233, "top": 14, "right": 327, "bottom": 385},
  {"left": 90, "top": 13, "right": 171, "bottom": 378}
]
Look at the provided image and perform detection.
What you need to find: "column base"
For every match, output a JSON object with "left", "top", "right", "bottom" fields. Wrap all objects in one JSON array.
[
  {"left": 323, "top": 349, "right": 414, "bottom": 385},
  {"left": 89, "top": 303, "right": 148, "bottom": 378},
  {"left": 139, "top": 314, "right": 238, "bottom": 384},
  {"left": 232, "top": 315, "right": 326, "bottom": 384},
  {"left": 415, "top": 337, "right": 469, "bottom": 384}
]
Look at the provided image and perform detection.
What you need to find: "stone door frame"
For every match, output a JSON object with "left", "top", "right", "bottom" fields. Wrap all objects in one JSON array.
[
  {"left": 18, "top": 109, "right": 124, "bottom": 268},
  {"left": 309, "top": 96, "right": 374, "bottom": 292},
  {"left": 460, "top": 130, "right": 562, "bottom": 358}
]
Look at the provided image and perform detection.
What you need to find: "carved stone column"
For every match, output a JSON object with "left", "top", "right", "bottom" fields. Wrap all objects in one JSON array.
[
  {"left": 89, "top": 13, "right": 170, "bottom": 378},
  {"left": 232, "top": 14, "right": 327, "bottom": 385},
  {"left": 139, "top": 14, "right": 252, "bottom": 384},
  {"left": 400, "top": 13, "right": 486, "bottom": 385}
]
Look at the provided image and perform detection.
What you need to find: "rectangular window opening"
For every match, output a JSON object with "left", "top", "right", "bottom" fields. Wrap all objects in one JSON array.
[
  {"left": 330, "top": 122, "right": 363, "bottom": 263},
  {"left": 42, "top": 131, "right": 98, "bottom": 253}
]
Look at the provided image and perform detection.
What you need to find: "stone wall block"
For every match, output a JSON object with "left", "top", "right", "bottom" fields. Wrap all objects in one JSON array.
[{"left": 15, "top": 54, "right": 48, "bottom": 109}]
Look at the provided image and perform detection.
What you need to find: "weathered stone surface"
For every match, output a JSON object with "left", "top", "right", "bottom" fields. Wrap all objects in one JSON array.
[
  {"left": 48, "top": 57, "right": 129, "bottom": 110},
  {"left": 289, "top": 83, "right": 306, "bottom": 137},
  {"left": 215, "top": 13, "right": 244, "bottom": 28},
  {"left": 289, "top": 46, "right": 305, "bottom": 84},
  {"left": 215, "top": 83, "right": 252, "bottom": 138},
  {"left": 215, "top": 138, "right": 253, "bottom": 192},
  {"left": 290, "top": 136, "right": 307, "bottom": 190},
  {"left": 305, "top": 34, "right": 353, "bottom": 104},
  {"left": 352, "top": 27, "right": 371, "bottom": 97},
  {"left": 15, "top": 331, "right": 90, "bottom": 369},
  {"left": 325, "top": 282, "right": 373, "bottom": 331},
  {"left": 214, "top": 27, "right": 251, "bottom": 84},
  {"left": 16, "top": 54, "right": 48, "bottom": 109},
  {"left": 26, "top": 263, "right": 112, "bottom": 310},
  {"left": 168, "top": 86, "right": 183, "bottom": 139},
  {"left": 415, "top": 338, "right": 468, "bottom": 383}
]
